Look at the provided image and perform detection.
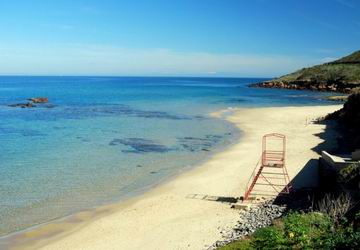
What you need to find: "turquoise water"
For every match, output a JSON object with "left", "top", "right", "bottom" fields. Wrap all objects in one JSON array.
[{"left": 0, "top": 76, "right": 336, "bottom": 236}]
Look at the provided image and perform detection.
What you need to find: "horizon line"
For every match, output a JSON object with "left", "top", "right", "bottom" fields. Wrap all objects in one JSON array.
[{"left": 0, "top": 74, "right": 274, "bottom": 79}]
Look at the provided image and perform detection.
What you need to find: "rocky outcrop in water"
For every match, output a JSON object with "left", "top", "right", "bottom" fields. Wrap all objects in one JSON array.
[
  {"left": 8, "top": 97, "right": 51, "bottom": 108},
  {"left": 250, "top": 80, "right": 354, "bottom": 93},
  {"left": 8, "top": 102, "right": 36, "bottom": 108},
  {"left": 28, "top": 97, "right": 49, "bottom": 103}
]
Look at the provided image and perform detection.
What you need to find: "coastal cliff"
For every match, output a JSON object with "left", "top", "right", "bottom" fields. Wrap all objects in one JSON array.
[
  {"left": 250, "top": 50, "right": 360, "bottom": 93},
  {"left": 326, "top": 91, "right": 360, "bottom": 150}
]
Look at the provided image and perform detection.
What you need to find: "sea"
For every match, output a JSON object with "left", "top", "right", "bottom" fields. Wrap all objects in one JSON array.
[{"left": 0, "top": 76, "right": 337, "bottom": 237}]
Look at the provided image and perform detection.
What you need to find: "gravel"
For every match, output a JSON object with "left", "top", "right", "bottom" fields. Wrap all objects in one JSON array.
[{"left": 206, "top": 201, "right": 286, "bottom": 249}]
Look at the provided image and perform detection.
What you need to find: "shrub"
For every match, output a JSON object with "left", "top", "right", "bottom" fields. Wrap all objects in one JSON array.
[
  {"left": 219, "top": 237, "right": 253, "bottom": 250},
  {"left": 252, "top": 226, "right": 286, "bottom": 249},
  {"left": 338, "top": 163, "right": 360, "bottom": 189},
  {"left": 283, "top": 212, "right": 333, "bottom": 249},
  {"left": 317, "top": 193, "right": 353, "bottom": 223},
  {"left": 218, "top": 211, "right": 359, "bottom": 250},
  {"left": 322, "top": 226, "right": 360, "bottom": 249},
  {"left": 251, "top": 212, "right": 333, "bottom": 249}
]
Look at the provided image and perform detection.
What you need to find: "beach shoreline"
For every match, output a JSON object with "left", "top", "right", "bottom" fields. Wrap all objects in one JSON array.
[
  {"left": 7, "top": 105, "right": 342, "bottom": 250},
  {"left": 0, "top": 113, "right": 241, "bottom": 244}
]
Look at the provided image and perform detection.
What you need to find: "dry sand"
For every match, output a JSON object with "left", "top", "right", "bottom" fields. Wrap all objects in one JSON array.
[{"left": 9, "top": 105, "right": 341, "bottom": 250}]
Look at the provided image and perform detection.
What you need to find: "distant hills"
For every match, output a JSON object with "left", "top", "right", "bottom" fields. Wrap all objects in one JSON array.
[{"left": 251, "top": 50, "right": 360, "bottom": 93}]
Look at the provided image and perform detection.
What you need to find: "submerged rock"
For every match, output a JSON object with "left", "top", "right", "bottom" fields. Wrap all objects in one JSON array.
[
  {"left": 109, "top": 138, "right": 172, "bottom": 153},
  {"left": 45, "top": 104, "right": 56, "bottom": 108},
  {"left": 8, "top": 97, "right": 52, "bottom": 108},
  {"left": 62, "top": 104, "right": 191, "bottom": 120},
  {"left": 8, "top": 102, "right": 36, "bottom": 108},
  {"left": 177, "top": 134, "right": 223, "bottom": 152}
]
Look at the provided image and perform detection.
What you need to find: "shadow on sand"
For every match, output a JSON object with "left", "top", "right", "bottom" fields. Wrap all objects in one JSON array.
[
  {"left": 186, "top": 194, "right": 239, "bottom": 204},
  {"left": 289, "top": 118, "right": 341, "bottom": 190},
  {"left": 274, "top": 118, "right": 343, "bottom": 210},
  {"left": 311, "top": 119, "right": 342, "bottom": 154},
  {"left": 186, "top": 118, "right": 342, "bottom": 211}
]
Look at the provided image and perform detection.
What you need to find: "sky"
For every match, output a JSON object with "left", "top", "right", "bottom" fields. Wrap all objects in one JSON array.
[{"left": 0, "top": 0, "right": 359, "bottom": 77}]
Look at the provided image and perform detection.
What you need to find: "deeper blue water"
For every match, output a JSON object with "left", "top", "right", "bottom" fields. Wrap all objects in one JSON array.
[{"left": 0, "top": 76, "right": 336, "bottom": 236}]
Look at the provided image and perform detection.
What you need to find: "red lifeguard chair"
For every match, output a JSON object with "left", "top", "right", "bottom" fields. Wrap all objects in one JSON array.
[{"left": 243, "top": 133, "right": 291, "bottom": 201}]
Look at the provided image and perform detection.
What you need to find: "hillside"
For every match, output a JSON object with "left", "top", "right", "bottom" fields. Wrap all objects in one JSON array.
[{"left": 251, "top": 50, "right": 360, "bottom": 93}]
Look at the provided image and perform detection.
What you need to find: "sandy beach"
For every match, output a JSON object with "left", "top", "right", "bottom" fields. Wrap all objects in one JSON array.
[{"left": 8, "top": 105, "right": 342, "bottom": 250}]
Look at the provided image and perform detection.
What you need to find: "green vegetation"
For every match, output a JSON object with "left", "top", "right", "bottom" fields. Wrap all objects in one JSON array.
[
  {"left": 338, "top": 163, "right": 360, "bottom": 189},
  {"left": 332, "top": 50, "right": 360, "bottom": 64},
  {"left": 278, "top": 63, "right": 360, "bottom": 85},
  {"left": 252, "top": 50, "right": 360, "bottom": 93},
  {"left": 219, "top": 212, "right": 360, "bottom": 250},
  {"left": 278, "top": 50, "right": 360, "bottom": 85},
  {"left": 219, "top": 237, "right": 253, "bottom": 250}
]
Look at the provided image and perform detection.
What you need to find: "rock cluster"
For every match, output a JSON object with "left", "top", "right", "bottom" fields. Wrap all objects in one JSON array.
[
  {"left": 207, "top": 202, "right": 286, "bottom": 250},
  {"left": 250, "top": 81, "right": 355, "bottom": 93},
  {"left": 8, "top": 102, "right": 36, "bottom": 108},
  {"left": 8, "top": 97, "right": 51, "bottom": 108}
]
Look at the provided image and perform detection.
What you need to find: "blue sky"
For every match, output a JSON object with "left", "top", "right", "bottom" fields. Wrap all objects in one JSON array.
[{"left": 0, "top": 0, "right": 359, "bottom": 77}]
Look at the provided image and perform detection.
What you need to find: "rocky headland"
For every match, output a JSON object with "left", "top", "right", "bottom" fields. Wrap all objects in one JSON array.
[{"left": 250, "top": 50, "right": 360, "bottom": 94}]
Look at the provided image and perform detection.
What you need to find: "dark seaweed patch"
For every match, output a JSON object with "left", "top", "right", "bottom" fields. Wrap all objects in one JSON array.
[
  {"left": 74, "top": 136, "right": 90, "bottom": 142},
  {"left": 63, "top": 105, "right": 191, "bottom": 120},
  {"left": 3, "top": 104, "right": 193, "bottom": 121},
  {"left": 53, "top": 126, "right": 67, "bottom": 130},
  {"left": 177, "top": 134, "right": 224, "bottom": 152},
  {"left": 0, "top": 127, "right": 46, "bottom": 137},
  {"left": 109, "top": 138, "right": 172, "bottom": 153},
  {"left": 193, "top": 115, "right": 207, "bottom": 120},
  {"left": 213, "top": 98, "right": 248, "bottom": 104}
]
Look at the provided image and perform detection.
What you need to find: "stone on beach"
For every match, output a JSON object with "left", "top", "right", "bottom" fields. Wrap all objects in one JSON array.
[{"left": 207, "top": 201, "right": 286, "bottom": 249}]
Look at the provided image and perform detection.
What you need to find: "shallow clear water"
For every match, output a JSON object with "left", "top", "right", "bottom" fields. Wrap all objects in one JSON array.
[{"left": 0, "top": 76, "right": 336, "bottom": 236}]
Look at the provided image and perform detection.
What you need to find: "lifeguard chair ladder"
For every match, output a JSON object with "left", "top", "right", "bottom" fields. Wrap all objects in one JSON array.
[{"left": 243, "top": 133, "right": 291, "bottom": 201}]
